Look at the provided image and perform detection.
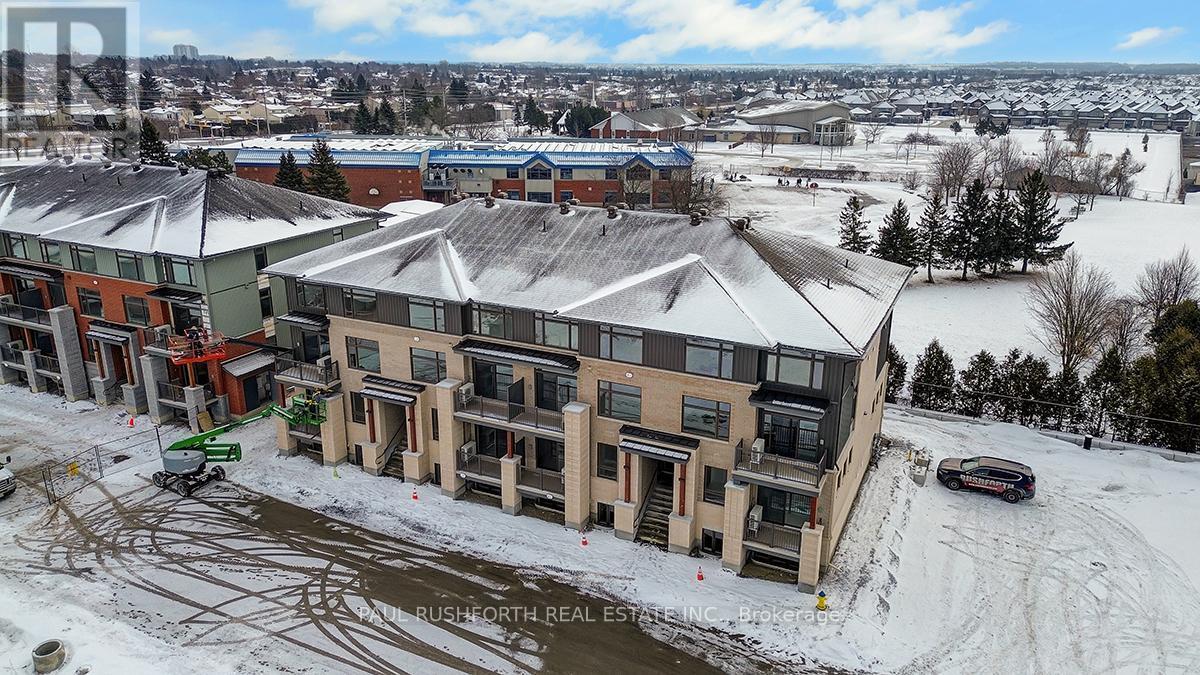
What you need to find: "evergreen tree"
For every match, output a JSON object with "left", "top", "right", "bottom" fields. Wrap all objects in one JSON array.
[
  {"left": 958, "top": 350, "right": 1000, "bottom": 417},
  {"left": 1014, "top": 169, "right": 1069, "bottom": 273},
  {"left": 974, "top": 116, "right": 992, "bottom": 137},
  {"left": 1003, "top": 353, "right": 1053, "bottom": 426},
  {"left": 306, "top": 140, "right": 351, "bottom": 202},
  {"left": 1083, "top": 347, "right": 1126, "bottom": 435},
  {"left": 353, "top": 101, "right": 373, "bottom": 134},
  {"left": 910, "top": 339, "right": 956, "bottom": 412},
  {"left": 916, "top": 191, "right": 948, "bottom": 283},
  {"left": 1048, "top": 368, "right": 1085, "bottom": 432},
  {"left": 872, "top": 199, "right": 921, "bottom": 267},
  {"left": 377, "top": 99, "right": 397, "bottom": 134},
  {"left": 885, "top": 343, "right": 907, "bottom": 404},
  {"left": 837, "top": 196, "right": 873, "bottom": 254},
  {"left": 138, "top": 121, "right": 172, "bottom": 166},
  {"left": 994, "top": 348, "right": 1024, "bottom": 422},
  {"left": 178, "top": 149, "right": 233, "bottom": 173},
  {"left": 274, "top": 151, "right": 307, "bottom": 193},
  {"left": 945, "top": 179, "right": 989, "bottom": 279},
  {"left": 949, "top": 120, "right": 962, "bottom": 135},
  {"left": 138, "top": 68, "right": 162, "bottom": 110},
  {"left": 978, "top": 186, "right": 1018, "bottom": 275}
]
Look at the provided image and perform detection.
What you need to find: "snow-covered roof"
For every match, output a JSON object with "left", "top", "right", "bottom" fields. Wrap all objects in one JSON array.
[
  {"left": 0, "top": 160, "right": 384, "bottom": 259},
  {"left": 379, "top": 199, "right": 443, "bottom": 226},
  {"left": 265, "top": 199, "right": 911, "bottom": 358}
]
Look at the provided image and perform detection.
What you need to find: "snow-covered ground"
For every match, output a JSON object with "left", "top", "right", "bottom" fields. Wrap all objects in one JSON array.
[{"left": 3, "top": 386, "right": 1200, "bottom": 673}]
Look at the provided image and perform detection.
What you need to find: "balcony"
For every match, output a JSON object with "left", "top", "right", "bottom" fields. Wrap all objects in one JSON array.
[
  {"left": 744, "top": 512, "right": 803, "bottom": 557},
  {"left": 518, "top": 465, "right": 564, "bottom": 496},
  {"left": 421, "top": 177, "right": 456, "bottom": 191},
  {"left": 287, "top": 421, "right": 322, "bottom": 441},
  {"left": 275, "top": 357, "right": 340, "bottom": 389},
  {"left": 454, "top": 393, "right": 564, "bottom": 435},
  {"left": 0, "top": 344, "right": 22, "bottom": 366},
  {"left": 733, "top": 438, "right": 825, "bottom": 490},
  {"left": 0, "top": 300, "right": 51, "bottom": 326},
  {"left": 34, "top": 353, "right": 60, "bottom": 373},
  {"left": 458, "top": 450, "right": 503, "bottom": 482},
  {"left": 157, "top": 381, "right": 188, "bottom": 403}
]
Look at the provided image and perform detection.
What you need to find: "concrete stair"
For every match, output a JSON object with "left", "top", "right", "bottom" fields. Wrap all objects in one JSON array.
[
  {"left": 381, "top": 446, "right": 405, "bottom": 480},
  {"left": 635, "top": 478, "right": 674, "bottom": 548}
]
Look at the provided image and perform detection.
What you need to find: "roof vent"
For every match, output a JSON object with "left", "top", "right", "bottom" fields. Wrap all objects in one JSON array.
[
  {"left": 102, "top": 160, "right": 113, "bottom": 169},
  {"left": 131, "top": 161, "right": 142, "bottom": 172},
  {"left": 731, "top": 217, "right": 749, "bottom": 231},
  {"left": 484, "top": 194, "right": 496, "bottom": 208},
  {"left": 606, "top": 205, "right": 618, "bottom": 219},
  {"left": 559, "top": 201, "right": 570, "bottom": 215},
  {"left": 178, "top": 165, "right": 189, "bottom": 176},
  {"left": 616, "top": 202, "right": 628, "bottom": 210},
  {"left": 61, "top": 155, "right": 74, "bottom": 165},
  {"left": 689, "top": 211, "right": 702, "bottom": 226},
  {"left": 568, "top": 198, "right": 579, "bottom": 206}
]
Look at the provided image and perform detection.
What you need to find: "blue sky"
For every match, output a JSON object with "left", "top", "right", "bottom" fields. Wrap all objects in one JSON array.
[{"left": 138, "top": 0, "right": 1196, "bottom": 64}]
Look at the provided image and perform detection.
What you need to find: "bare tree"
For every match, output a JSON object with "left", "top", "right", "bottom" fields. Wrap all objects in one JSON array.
[
  {"left": 612, "top": 159, "right": 652, "bottom": 209},
  {"left": 860, "top": 121, "right": 886, "bottom": 150},
  {"left": 994, "top": 135, "right": 1028, "bottom": 189},
  {"left": 665, "top": 163, "right": 727, "bottom": 214},
  {"left": 752, "top": 122, "right": 779, "bottom": 157},
  {"left": 1108, "top": 148, "right": 1146, "bottom": 200},
  {"left": 1026, "top": 250, "right": 1115, "bottom": 374},
  {"left": 1103, "top": 296, "right": 1146, "bottom": 363},
  {"left": 928, "top": 141, "right": 977, "bottom": 200},
  {"left": 1134, "top": 247, "right": 1200, "bottom": 322},
  {"left": 1066, "top": 122, "right": 1091, "bottom": 155}
]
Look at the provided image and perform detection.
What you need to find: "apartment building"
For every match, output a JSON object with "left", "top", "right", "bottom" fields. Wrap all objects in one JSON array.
[
  {"left": 263, "top": 197, "right": 909, "bottom": 590},
  {"left": 227, "top": 135, "right": 695, "bottom": 210},
  {"left": 0, "top": 159, "right": 382, "bottom": 428}
]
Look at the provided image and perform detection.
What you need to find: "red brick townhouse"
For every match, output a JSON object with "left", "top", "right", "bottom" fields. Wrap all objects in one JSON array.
[{"left": 0, "top": 159, "right": 383, "bottom": 429}]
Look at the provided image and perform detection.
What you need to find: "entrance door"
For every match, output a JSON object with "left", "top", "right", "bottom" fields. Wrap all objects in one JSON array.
[
  {"left": 535, "top": 372, "right": 577, "bottom": 411},
  {"left": 535, "top": 437, "right": 564, "bottom": 471},
  {"left": 242, "top": 371, "right": 271, "bottom": 409},
  {"left": 473, "top": 360, "right": 513, "bottom": 399},
  {"left": 171, "top": 304, "right": 202, "bottom": 333}
]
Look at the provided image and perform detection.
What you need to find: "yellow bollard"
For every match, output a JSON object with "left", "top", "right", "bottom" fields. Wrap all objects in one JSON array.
[
  {"left": 816, "top": 591, "right": 828, "bottom": 611},
  {"left": 332, "top": 465, "right": 340, "bottom": 479}
]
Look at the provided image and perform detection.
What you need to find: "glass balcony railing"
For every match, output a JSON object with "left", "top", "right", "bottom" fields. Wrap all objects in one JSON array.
[
  {"left": 734, "top": 438, "right": 825, "bottom": 488},
  {"left": 0, "top": 300, "right": 51, "bottom": 325},
  {"left": 454, "top": 393, "right": 564, "bottom": 433}
]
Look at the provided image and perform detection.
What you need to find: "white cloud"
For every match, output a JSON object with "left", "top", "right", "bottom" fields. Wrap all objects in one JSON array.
[
  {"left": 464, "top": 31, "right": 603, "bottom": 63},
  {"left": 324, "top": 50, "right": 371, "bottom": 62},
  {"left": 146, "top": 28, "right": 200, "bottom": 46},
  {"left": 408, "top": 13, "right": 481, "bottom": 37},
  {"left": 350, "top": 32, "right": 381, "bottom": 45},
  {"left": 227, "top": 30, "right": 296, "bottom": 59},
  {"left": 1115, "top": 26, "right": 1183, "bottom": 50}
]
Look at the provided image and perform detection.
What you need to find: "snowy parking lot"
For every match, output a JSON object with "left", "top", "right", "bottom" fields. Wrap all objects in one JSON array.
[{"left": 3, "top": 386, "right": 1199, "bottom": 673}]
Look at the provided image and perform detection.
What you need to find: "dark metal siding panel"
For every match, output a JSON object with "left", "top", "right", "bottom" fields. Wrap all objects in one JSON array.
[
  {"left": 284, "top": 277, "right": 297, "bottom": 311},
  {"left": 644, "top": 332, "right": 684, "bottom": 372},
  {"left": 444, "top": 302, "right": 465, "bottom": 335},
  {"left": 325, "top": 286, "right": 345, "bottom": 316},
  {"left": 733, "top": 346, "right": 759, "bottom": 384},
  {"left": 378, "top": 293, "right": 406, "bottom": 326},
  {"left": 512, "top": 309, "right": 536, "bottom": 344},
  {"left": 578, "top": 322, "right": 599, "bottom": 357}
]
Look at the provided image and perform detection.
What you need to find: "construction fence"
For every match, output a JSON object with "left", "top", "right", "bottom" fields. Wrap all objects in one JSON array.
[{"left": 39, "top": 427, "right": 165, "bottom": 504}]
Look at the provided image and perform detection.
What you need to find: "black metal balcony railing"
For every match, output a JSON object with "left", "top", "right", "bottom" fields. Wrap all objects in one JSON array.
[
  {"left": 421, "top": 178, "right": 456, "bottom": 190},
  {"left": 143, "top": 330, "right": 171, "bottom": 351},
  {"left": 458, "top": 452, "right": 503, "bottom": 480},
  {"left": 0, "top": 344, "right": 21, "bottom": 365},
  {"left": 455, "top": 393, "right": 564, "bottom": 433},
  {"left": 34, "top": 353, "right": 60, "bottom": 373},
  {"left": 157, "top": 381, "right": 187, "bottom": 403},
  {"left": 519, "top": 465, "right": 564, "bottom": 495},
  {"left": 276, "top": 357, "right": 340, "bottom": 386},
  {"left": 289, "top": 421, "right": 322, "bottom": 438},
  {"left": 745, "top": 515, "right": 804, "bottom": 554},
  {"left": 0, "top": 300, "right": 51, "bottom": 325},
  {"left": 734, "top": 439, "right": 825, "bottom": 487}
]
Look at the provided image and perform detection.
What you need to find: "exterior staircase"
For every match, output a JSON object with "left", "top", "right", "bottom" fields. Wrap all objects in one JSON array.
[
  {"left": 380, "top": 446, "right": 406, "bottom": 480},
  {"left": 635, "top": 473, "right": 674, "bottom": 548}
]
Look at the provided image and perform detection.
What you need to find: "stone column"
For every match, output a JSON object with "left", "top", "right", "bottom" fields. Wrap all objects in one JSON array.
[
  {"left": 275, "top": 416, "right": 298, "bottom": 456},
  {"left": 91, "top": 343, "right": 121, "bottom": 405},
  {"left": 798, "top": 524, "right": 825, "bottom": 593},
  {"left": 668, "top": 512, "right": 694, "bottom": 555},
  {"left": 182, "top": 384, "right": 208, "bottom": 433},
  {"left": 140, "top": 354, "right": 172, "bottom": 425},
  {"left": 500, "top": 455, "right": 522, "bottom": 515},
  {"left": 319, "top": 392, "right": 348, "bottom": 465},
  {"left": 613, "top": 500, "right": 636, "bottom": 541},
  {"left": 436, "top": 378, "right": 465, "bottom": 498},
  {"left": 561, "top": 401, "right": 591, "bottom": 531},
  {"left": 20, "top": 349, "right": 46, "bottom": 392},
  {"left": 48, "top": 306, "right": 88, "bottom": 402},
  {"left": 721, "top": 481, "right": 749, "bottom": 573},
  {"left": 402, "top": 402, "right": 431, "bottom": 483}
]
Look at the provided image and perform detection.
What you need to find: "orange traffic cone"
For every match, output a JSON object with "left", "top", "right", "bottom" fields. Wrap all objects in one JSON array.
[
  {"left": 127, "top": 416, "right": 135, "bottom": 428},
  {"left": 696, "top": 566, "right": 704, "bottom": 582},
  {"left": 580, "top": 534, "right": 588, "bottom": 547},
  {"left": 411, "top": 487, "right": 419, "bottom": 501}
]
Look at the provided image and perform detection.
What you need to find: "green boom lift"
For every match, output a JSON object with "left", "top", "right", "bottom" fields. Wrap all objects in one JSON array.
[{"left": 152, "top": 394, "right": 328, "bottom": 497}]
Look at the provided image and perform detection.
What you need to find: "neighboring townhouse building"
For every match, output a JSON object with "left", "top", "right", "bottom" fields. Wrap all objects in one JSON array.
[
  {"left": 0, "top": 160, "right": 383, "bottom": 428},
  {"left": 230, "top": 135, "right": 695, "bottom": 210},
  {"left": 589, "top": 107, "right": 703, "bottom": 141},
  {"left": 733, "top": 100, "right": 853, "bottom": 145},
  {"left": 263, "top": 197, "right": 909, "bottom": 590}
]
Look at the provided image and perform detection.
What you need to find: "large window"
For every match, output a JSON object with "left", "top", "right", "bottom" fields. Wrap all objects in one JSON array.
[
  {"left": 350, "top": 392, "right": 367, "bottom": 424},
  {"left": 527, "top": 192, "right": 553, "bottom": 203},
  {"left": 473, "top": 360, "right": 513, "bottom": 399},
  {"left": 77, "top": 288, "right": 103, "bottom": 318},
  {"left": 685, "top": 338, "right": 734, "bottom": 379},
  {"left": 165, "top": 257, "right": 195, "bottom": 286},
  {"left": 472, "top": 304, "right": 512, "bottom": 339},
  {"left": 297, "top": 281, "right": 325, "bottom": 309},
  {"left": 535, "top": 313, "right": 577, "bottom": 350},
  {"left": 703, "top": 466, "right": 727, "bottom": 504},
  {"left": 506, "top": 167, "right": 520, "bottom": 179},
  {"left": 259, "top": 287, "right": 273, "bottom": 319},
  {"left": 253, "top": 246, "right": 268, "bottom": 271},
  {"left": 681, "top": 396, "right": 731, "bottom": 439},
  {"left": 760, "top": 412, "right": 820, "bottom": 461},
  {"left": 346, "top": 336, "right": 380, "bottom": 372},
  {"left": 410, "top": 348, "right": 447, "bottom": 384},
  {"left": 756, "top": 486, "right": 811, "bottom": 529},
  {"left": 765, "top": 348, "right": 825, "bottom": 389},
  {"left": 559, "top": 168, "right": 573, "bottom": 180},
  {"left": 4, "top": 234, "right": 27, "bottom": 259},
  {"left": 343, "top": 288, "right": 377, "bottom": 321},
  {"left": 627, "top": 165, "right": 650, "bottom": 181},
  {"left": 527, "top": 165, "right": 552, "bottom": 180},
  {"left": 599, "top": 325, "right": 642, "bottom": 364},
  {"left": 408, "top": 297, "right": 445, "bottom": 332},
  {"left": 598, "top": 380, "right": 641, "bottom": 422},
  {"left": 71, "top": 246, "right": 97, "bottom": 273},
  {"left": 604, "top": 168, "right": 618, "bottom": 180},
  {"left": 116, "top": 252, "right": 143, "bottom": 280},
  {"left": 596, "top": 443, "right": 618, "bottom": 480},
  {"left": 123, "top": 296, "right": 150, "bottom": 326},
  {"left": 658, "top": 168, "right": 673, "bottom": 181},
  {"left": 40, "top": 241, "right": 60, "bottom": 266}
]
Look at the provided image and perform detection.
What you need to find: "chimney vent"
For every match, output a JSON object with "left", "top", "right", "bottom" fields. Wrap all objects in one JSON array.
[
  {"left": 483, "top": 194, "right": 496, "bottom": 208},
  {"left": 131, "top": 161, "right": 142, "bottom": 172},
  {"left": 178, "top": 165, "right": 189, "bottom": 176},
  {"left": 606, "top": 205, "right": 618, "bottom": 219},
  {"left": 689, "top": 211, "right": 702, "bottom": 226},
  {"left": 559, "top": 201, "right": 570, "bottom": 215}
]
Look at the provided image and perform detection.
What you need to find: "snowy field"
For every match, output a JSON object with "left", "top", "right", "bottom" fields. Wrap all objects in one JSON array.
[
  {"left": 697, "top": 124, "right": 1184, "bottom": 202},
  {"left": 706, "top": 161, "right": 1200, "bottom": 367},
  {"left": 3, "top": 386, "right": 1200, "bottom": 673}
]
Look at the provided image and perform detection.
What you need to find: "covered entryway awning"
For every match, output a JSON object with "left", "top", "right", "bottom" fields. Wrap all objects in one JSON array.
[
  {"left": 146, "top": 286, "right": 204, "bottom": 307},
  {"left": 617, "top": 424, "right": 698, "bottom": 464},
  {"left": 0, "top": 261, "right": 61, "bottom": 280},
  {"left": 275, "top": 311, "right": 329, "bottom": 329},
  {"left": 360, "top": 387, "right": 416, "bottom": 407},
  {"left": 454, "top": 338, "right": 579, "bottom": 374},
  {"left": 617, "top": 439, "right": 691, "bottom": 464},
  {"left": 221, "top": 350, "right": 276, "bottom": 377},
  {"left": 748, "top": 386, "right": 827, "bottom": 420},
  {"left": 85, "top": 321, "right": 137, "bottom": 345}
]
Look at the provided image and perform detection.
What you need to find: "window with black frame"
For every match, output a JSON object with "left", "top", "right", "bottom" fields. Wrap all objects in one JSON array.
[
  {"left": 535, "top": 313, "right": 577, "bottom": 350},
  {"left": 116, "top": 252, "right": 143, "bottom": 280},
  {"left": 409, "top": 297, "right": 445, "bottom": 332},
  {"left": 759, "top": 412, "right": 820, "bottom": 461},
  {"left": 473, "top": 360, "right": 513, "bottom": 399},
  {"left": 472, "top": 304, "right": 511, "bottom": 339},
  {"left": 765, "top": 348, "right": 825, "bottom": 389},
  {"left": 681, "top": 396, "right": 731, "bottom": 439},
  {"left": 343, "top": 288, "right": 378, "bottom": 321},
  {"left": 350, "top": 392, "right": 367, "bottom": 423},
  {"left": 599, "top": 325, "right": 642, "bottom": 364},
  {"left": 703, "top": 466, "right": 727, "bottom": 504},
  {"left": 527, "top": 164, "right": 552, "bottom": 180},
  {"left": 40, "top": 241, "right": 60, "bottom": 266},
  {"left": 598, "top": 380, "right": 641, "bottom": 422},
  {"left": 4, "top": 234, "right": 27, "bottom": 259},
  {"left": 596, "top": 443, "right": 618, "bottom": 480},
  {"left": 535, "top": 371, "right": 577, "bottom": 411},
  {"left": 755, "top": 485, "right": 811, "bottom": 529},
  {"left": 685, "top": 338, "right": 734, "bottom": 379},
  {"left": 297, "top": 281, "right": 325, "bottom": 309},
  {"left": 411, "top": 347, "right": 447, "bottom": 384},
  {"left": 123, "top": 296, "right": 150, "bottom": 326},
  {"left": 77, "top": 288, "right": 103, "bottom": 318},
  {"left": 71, "top": 246, "right": 98, "bottom": 274},
  {"left": 346, "top": 336, "right": 380, "bottom": 372}
]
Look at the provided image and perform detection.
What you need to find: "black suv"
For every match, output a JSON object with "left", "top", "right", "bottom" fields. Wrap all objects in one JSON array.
[{"left": 936, "top": 456, "right": 1035, "bottom": 503}]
